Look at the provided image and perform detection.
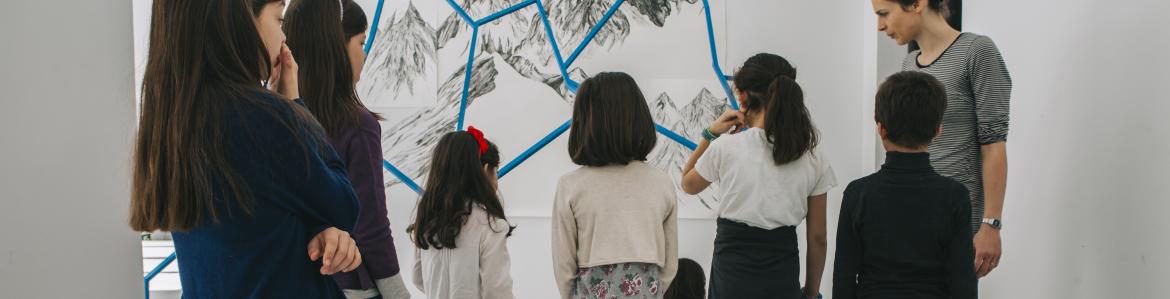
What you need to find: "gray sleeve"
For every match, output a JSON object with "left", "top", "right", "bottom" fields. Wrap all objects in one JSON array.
[{"left": 967, "top": 36, "right": 1012, "bottom": 144}]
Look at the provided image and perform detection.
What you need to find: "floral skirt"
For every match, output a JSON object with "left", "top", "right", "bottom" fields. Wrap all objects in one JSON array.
[{"left": 571, "top": 262, "right": 663, "bottom": 299}]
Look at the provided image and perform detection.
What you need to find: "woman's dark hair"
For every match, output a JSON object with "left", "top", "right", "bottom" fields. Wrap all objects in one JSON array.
[
  {"left": 408, "top": 131, "right": 510, "bottom": 250},
  {"left": 131, "top": 0, "right": 325, "bottom": 232},
  {"left": 284, "top": 0, "right": 378, "bottom": 136},
  {"left": 893, "top": 0, "right": 960, "bottom": 32},
  {"left": 894, "top": 0, "right": 945, "bottom": 12},
  {"left": 663, "top": 258, "right": 706, "bottom": 299},
  {"left": 568, "top": 72, "right": 657, "bottom": 166},
  {"left": 875, "top": 71, "right": 948, "bottom": 148},
  {"left": 733, "top": 53, "right": 818, "bottom": 165},
  {"left": 896, "top": 0, "right": 961, "bottom": 52}
]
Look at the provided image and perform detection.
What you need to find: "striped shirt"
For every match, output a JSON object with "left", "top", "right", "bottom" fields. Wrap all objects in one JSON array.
[{"left": 903, "top": 32, "right": 1012, "bottom": 232}]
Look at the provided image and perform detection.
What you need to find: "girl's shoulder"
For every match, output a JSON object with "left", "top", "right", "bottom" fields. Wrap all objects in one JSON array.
[
  {"left": 220, "top": 91, "right": 306, "bottom": 135},
  {"left": 633, "top": 161, "right": 674, "bottom": 183},
  {"left": 356, "top": 107, "right": 382, "bottom": 132},
  {"left": 723, "top": 127, "right": 767, "bottom": 143},
  {"left": 556, "top": 166, "right": 591, "bottom": 187},
  {"left": 468, "top": 205, "right": 511, "bottom": 235},
  {"left": 803, "top": 146, "right": 832, "bottom": 165}
]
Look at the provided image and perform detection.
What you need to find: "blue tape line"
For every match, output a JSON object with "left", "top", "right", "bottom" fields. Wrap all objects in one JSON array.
[
  {"left": 362, "top": 0, "right": 386, "bottom": 55},
  {"left": 359, "top": 0, "right": 424, "bottom": 194},
  {"left": 655, "top": 124, "right": 698, "bottom": 150},
  {"left": 565, "top": 0, "right": 625, "bottom": 67},
  {"left": 383, "top": 160, "right": 422, "bottom": 195},
  {"left": 144, "top": 252, "right": 177, "bottom": 299},
  {"left": 700, "top": 0, "right": 737, "bottom": 110},
  {"left": 440, "top": 0, "right": 732, "bottom": 184},
  {"left": 445, "top": 0, "right": 474, "bottom": 24},
  {"left": 475, "top": 0, "right": 536, "bottom": 26},
  {"left": 457, "top": 26, "right": 480, "bottom": 131},
  {"left": 534, "top": 0, "right": 572, "bottom": 84},
  {"left": 497, "top": 119, "right": 572, "bottom": 178},
  {"left": 565, "top": 79, "right": 579, "bottom": 93}
]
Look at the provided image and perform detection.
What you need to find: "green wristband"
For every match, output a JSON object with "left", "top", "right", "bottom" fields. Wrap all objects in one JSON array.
[{"left": 702, "top": 127, "right": 720, "bottom": 141}]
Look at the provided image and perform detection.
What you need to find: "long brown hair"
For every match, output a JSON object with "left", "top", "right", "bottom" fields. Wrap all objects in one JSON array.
[
  {"left": 407, "top": 131, "right": 510, "bottom": 250},
  {"left": 130, "top": 0, "right": 322, "bottom": 232},
  {"left": 732, "top": 53, "right": 818, "bottom": 165},
  {"left": 762, "top": 77, "right": 818, "bottom": 164},
  {"left": 284, "top": 0, "right": 378, "bottom": 135}
]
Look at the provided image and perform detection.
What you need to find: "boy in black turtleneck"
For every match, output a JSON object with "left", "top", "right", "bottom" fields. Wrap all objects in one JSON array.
[{"left": 834, "top": 71, "right": 977, "bottom": 299}]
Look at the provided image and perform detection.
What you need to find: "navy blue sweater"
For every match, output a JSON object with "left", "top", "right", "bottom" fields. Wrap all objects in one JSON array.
[{"left": 171, "top": 96, "right": 359, "bottom": 298}]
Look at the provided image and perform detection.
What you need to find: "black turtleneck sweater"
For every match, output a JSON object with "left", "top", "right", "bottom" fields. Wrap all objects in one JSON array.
[{"left": 833, "top": 151, "right": 977, "bottom": 299}]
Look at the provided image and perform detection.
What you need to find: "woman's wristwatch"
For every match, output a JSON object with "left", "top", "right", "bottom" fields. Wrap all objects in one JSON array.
[{"left": 982, "top": 218, "right": 1003, "bottom": 230}]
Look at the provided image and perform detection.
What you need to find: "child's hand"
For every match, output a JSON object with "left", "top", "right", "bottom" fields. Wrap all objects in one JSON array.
[
  {"left": 267, "top": 43, "right": 300, "bottom": 100},
  {"left": 307, "top": 227, "right": 362, "bottom": 275},
  {"left": 708, "top": 109, "right": 746, "bottom": 135}
]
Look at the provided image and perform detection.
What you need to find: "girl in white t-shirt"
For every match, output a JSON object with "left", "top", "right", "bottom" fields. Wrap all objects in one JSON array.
[{"left": 681, "top": 53, "right": 836, "bottom": 299}]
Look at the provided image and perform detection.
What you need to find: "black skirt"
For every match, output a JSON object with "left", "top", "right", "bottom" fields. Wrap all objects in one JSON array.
[{"left": 708, "top": 218, "right": 801, "bottom": 299}]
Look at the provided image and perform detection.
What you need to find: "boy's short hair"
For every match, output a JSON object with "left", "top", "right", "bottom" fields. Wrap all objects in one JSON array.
[{"left": 875, "top": 71, "right": 948, "bottom": 149}]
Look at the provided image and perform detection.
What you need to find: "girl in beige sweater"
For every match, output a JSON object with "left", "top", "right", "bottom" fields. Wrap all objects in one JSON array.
[{"left": 552, "top": 72, "right": 679, "bottom": 299}]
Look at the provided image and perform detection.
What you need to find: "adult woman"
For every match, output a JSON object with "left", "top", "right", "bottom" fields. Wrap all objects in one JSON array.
[{"left": 872, "top": 0, "right": 1011, "bottom": 277}]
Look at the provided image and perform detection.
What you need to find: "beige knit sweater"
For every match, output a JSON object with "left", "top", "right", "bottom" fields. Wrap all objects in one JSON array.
[{"left": 551, "top": 161, "right": 678, "bottom": 299}]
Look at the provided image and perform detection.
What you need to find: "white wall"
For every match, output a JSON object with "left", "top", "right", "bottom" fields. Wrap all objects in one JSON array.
[
  {"left": 871, "top": 27, "right": 907, "bottom": 170},
  {"left": 964, "top": 1, "right": 1170, "bottom": 297},
  {"left": 0, "top": 0, "right": 142, "bottom": 298}
]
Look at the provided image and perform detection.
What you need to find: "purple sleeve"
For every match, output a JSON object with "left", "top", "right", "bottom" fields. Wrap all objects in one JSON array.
[{"left": 347, "top": 112, "right": 401, "bottom": 278}]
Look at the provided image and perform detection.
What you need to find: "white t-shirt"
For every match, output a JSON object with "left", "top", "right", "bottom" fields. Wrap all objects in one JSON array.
[{"left": 695, "top": 127, "right": 837, "bottom": 229}]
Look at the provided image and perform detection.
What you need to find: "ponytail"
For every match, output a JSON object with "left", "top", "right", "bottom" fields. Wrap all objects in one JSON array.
[{"left": 763, "top": 76, "right": 818, "bottom": 165}]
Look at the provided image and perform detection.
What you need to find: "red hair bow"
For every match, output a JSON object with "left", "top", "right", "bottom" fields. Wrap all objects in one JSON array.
[{"left": 466, "top": 126, "right": 488, "bottom": 156}]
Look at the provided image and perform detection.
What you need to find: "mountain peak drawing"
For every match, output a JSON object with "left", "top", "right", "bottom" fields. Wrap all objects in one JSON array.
[
  {"left": 647, "top": 88, "right": 727, "bottom": 209},
  {"left": 358, "top": 1, "right": 436, "bottom": 104},
  {"left": 377, "top": 57, "right": 498, "bottom": 188},
  {"left": 365, "top": 0, "right": 727, "bottom": 212}
]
